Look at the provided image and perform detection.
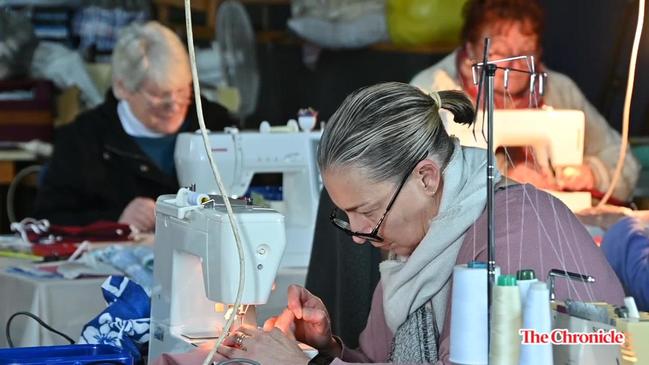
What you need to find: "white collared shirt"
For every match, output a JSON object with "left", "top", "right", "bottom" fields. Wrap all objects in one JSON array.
[{"left": 117, "top": 100, "right": 165, "bottom": 138}]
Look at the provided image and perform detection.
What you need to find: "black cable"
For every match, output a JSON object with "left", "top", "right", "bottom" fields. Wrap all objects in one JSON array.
[
  {"left": 5, "top": 311, "right": 75, "bottom": 348},
  {"left": 215, "top": 359, "right": 262, "bottom": 365}
]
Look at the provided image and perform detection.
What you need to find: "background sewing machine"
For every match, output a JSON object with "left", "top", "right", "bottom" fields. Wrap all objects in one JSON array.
[
  {"left": 175, "top": 128, "right": 322, "bottom": 322},
  {"left": 552, "top": 304, "right": 649, "bottom": 365},
  {"left": 148, "top": 192, "right": 286, "bottom": 361},
  {"left": 445, "top": 109, "right": 590, "bottom": 211}
]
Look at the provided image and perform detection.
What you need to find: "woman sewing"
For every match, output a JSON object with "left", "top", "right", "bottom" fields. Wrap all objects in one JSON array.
[
  {"left": 206, "top": 82, "right": 624, "bottom": 365},
  {"left": 411, "top": 0, "right": 640, "bottom": 203}
]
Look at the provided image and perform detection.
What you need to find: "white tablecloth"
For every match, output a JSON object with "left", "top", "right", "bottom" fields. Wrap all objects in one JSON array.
[{"left": 0, "top": 257, "right": 106, "bottom": 348}]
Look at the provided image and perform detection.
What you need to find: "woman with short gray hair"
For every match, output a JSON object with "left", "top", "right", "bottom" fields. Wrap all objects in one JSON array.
[
  {"left": 112, "top": 21, "right": 191, "bottom": 101},
  {"left": 34, "top": 21, "right": 234, "bottom": 232},
  {"left": 111, "top": 21, "right": 193, "bottom": 135},
  {"left": 215, "top": 82, "right": 623, "bottom": 365}
]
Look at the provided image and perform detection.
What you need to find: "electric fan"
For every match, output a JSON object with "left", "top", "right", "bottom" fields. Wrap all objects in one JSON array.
[{"left": 215, "top": 0, "right": 260, "bottom": 126}]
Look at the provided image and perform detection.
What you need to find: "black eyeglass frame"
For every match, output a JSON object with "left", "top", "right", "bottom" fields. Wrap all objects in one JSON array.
[{"left": 329, "top": 162, "right": 418, "bottom": 242}]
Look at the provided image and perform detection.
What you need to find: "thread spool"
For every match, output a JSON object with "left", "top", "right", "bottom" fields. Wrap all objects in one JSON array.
[
  {"left": 298, "top": 115, "right": 316, "bottom": 131},
  {"left": 259, "top": 120, "right": 299, "bottom": 133},
  {"left": 489, "top": 275, "right": 521, "bottom": 365},
  {"left": 187, "top": 191, "right": 210, "bottom": 206},
  {"left": 449, "top": 261, "right": 489, "bottom": 365},
  {"left": 624, "top": 296, "right": 640, "bottom": 319},
  {"left": 516, "top": 269, "right": 538, "bottom": 308},
  {"left": 519, "top": 281, "right": 553, "bottom": 365}
]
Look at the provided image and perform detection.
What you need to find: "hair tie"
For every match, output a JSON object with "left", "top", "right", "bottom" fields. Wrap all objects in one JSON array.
[{"left": 429, "top": 91, "right": 442, "bottom": 109}]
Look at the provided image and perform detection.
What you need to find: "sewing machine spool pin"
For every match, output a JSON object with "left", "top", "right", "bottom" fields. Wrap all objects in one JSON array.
[{"left": 547, "top": 269, "right": 595, "bottom": 302}]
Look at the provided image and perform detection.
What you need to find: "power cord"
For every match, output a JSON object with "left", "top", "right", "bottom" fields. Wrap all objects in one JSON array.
[
  {"left": 5, "top": 311, "right": 75, "bottom": 348},
  {"left": 6, "top": 164, "right": 42, "bottom": 224},
  {"left": 597, "top": 0, "right": 645, "bottom": 206},
  {"left": 183, "top": 1, "right": 249, "bottom": 365}
]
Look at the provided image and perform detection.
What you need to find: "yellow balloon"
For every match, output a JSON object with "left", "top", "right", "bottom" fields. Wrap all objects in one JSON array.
[{"left": 387, "top": 0, "right": 469, "bottom": 46}]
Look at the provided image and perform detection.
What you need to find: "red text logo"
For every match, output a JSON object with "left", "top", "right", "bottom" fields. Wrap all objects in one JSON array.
[{"left": 520, "top": 329, "right": 625, "bottom": 345}]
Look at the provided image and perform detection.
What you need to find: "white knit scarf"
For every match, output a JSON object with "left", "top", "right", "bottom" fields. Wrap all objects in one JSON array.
[{"left": 380, "top": 141, "right": 500, "bottom": 334}]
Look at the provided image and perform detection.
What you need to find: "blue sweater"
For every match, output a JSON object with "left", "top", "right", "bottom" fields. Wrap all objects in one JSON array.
[
  {"left": 133, "top": 135, "right": 177, "bottom": 177},
  {"left": 601, "top": 217, "right": 649, "bottom": 311}
]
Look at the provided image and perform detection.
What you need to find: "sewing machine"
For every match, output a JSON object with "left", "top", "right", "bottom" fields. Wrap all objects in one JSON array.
[
  {"left": 175, "top": 129, "right": 322, "bottom": 269},
  {"left": 174, "top": 128, "right": 321, "bottom": 324},
  {"left": 552, "top": 305, "right": 649, "bottom": 365},
  {"left": 445, "top": 109, "right": 590, "bottom": 211},
  {"left": 148, "top": 191, "right": 286, "bottom": 361}
]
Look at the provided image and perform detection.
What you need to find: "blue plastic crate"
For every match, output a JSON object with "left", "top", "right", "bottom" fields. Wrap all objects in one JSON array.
[{"left": 0, "top": 344, "right": 133, "bottom": 365}]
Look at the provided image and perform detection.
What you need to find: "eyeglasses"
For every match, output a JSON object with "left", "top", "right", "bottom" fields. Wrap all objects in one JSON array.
[
  {"left": 329, "top": 162, "right": 417, "bottom": 243},
  {"left": 138, "top": 87, "right": 193, "bottom": 109}
]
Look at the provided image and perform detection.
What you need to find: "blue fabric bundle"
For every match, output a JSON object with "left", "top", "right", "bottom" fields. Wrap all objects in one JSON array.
[
  {"left": 78, "top": 276, "right": 150, "bottom": 362},
  {"left": 601, "top": 216, "right": 649, "bottom": 312}
]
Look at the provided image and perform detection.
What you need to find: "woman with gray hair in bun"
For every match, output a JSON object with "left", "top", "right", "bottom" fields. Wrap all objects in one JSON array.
[
  {"left": 214, "top": 82, "right": 623, "bottom": 365},
  {"left": 34, "top": 21, "right": 235, "bottom": 232}
]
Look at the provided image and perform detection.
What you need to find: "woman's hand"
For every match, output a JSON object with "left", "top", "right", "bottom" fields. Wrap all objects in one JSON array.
[
  {"left": 119, "top": 197, "right": 156, "bottom": 232},
  {"left": 556, "top": 165, "right": 596, "bottom": 192},
  {"left": 263, "top": 285, "right": 340, "bottom": 356},
  {"left": 218, "top": 326, "right": 309, "bottom": 365},
  {"left": 576, "top": 205, "right": 634, "bottom": 230},
  {"left": 263, "top": 307, "right": 296, "bottom": 339}
]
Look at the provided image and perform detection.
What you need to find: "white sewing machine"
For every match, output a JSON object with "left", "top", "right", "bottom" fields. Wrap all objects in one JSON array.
[
  {"left": 552, "top": 306, "right": 649, "bottom": 365},
  {"left": 175, "top": 128, "right": 321, "bottom": 324},
  {"left": 175, "top": 128, "right": 321, "bottom": 269},
  {"left": 148, "top": 191, "right": 286, "bottom": 361},
  {"left": 445, "top": 109, "right": 590, "bottom": 211}
]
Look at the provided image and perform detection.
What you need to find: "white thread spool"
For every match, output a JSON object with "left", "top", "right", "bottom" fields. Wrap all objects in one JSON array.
[
  {"left": 624, "top": 296, "right": 640, "bottom": 319},
  {"left": 187, "top": 191, "right": 210, "bottom": 206},
  {"left": 519, "top": 281, "right": 553, "bottom": 365},
  {"left": 298, "top": 115, "right": 316, "bottom": 131},
  {"left": 449, "top": 262, "right": 489, "bottom": 365},
  {"left": 516, "top": 269, "right": 538, "bottom": 309},
  {"left": 489, "top": 275, "right": 521, "bottom": 365}
]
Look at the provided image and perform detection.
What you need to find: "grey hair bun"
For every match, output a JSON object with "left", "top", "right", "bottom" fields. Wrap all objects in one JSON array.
[{"left": 439, "top": 90, "right": 475, "bottom": 126}]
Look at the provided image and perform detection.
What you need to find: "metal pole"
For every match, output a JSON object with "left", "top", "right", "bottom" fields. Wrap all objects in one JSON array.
[{"left": 486, "top": 62, "right": 497, "bottom": 356}]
